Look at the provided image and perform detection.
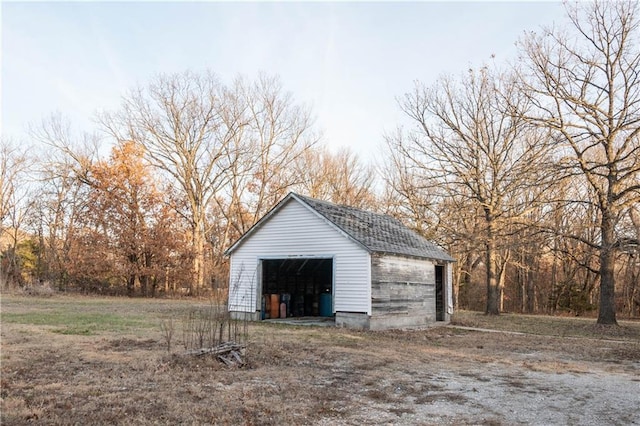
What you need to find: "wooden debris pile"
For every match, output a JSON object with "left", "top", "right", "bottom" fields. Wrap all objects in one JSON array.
[{"left": 182, "top": 341, "right": 246, "bottom": 367}]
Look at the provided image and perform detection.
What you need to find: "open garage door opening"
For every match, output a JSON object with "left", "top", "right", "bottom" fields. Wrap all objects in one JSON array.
[{"left": 261, "top": 258, "right": 333, "bottom": 319}]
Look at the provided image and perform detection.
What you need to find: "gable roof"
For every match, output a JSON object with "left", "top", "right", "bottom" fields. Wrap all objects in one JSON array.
[{"left": 225, "top": 192, "right": 455, "bottom": 262}]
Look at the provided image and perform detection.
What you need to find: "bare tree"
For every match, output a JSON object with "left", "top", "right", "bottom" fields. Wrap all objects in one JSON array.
[
  {"left": 209, "top": 74, "right": 317, "bottom": 288},
  {"left": 29, "top": 115, "right": 105, "bottom": 290},
  {"left": 294, "top": 146, "right": 377, "bottom": 210},
  {"left": 31, "top": 115, "right": 99, "bottom": 184},
  {"left": 518, "top": 1, "right": 640, "bottom": 324},
  {"left": 381, "top": 128, "right": 444, "bottom": 239},
  {"left": 240, "top": 75, "right": 318, "bottom": 223},
  {"left": 390, "top": 66, "right": 555, "bottom": 315},
  {"left": 101, "top": 71, "right": 319, "bottom": 294},
  {"left": 101, "top": 71, "right": 245, "bottom": 294},
  {"left": 214, "top": 74, "right": 317, "bottom": 241},
  {"left": 0, "top": 140, "right": 30, "bottom": 231},
  {"left": 0, "top": 139, "right": 33, "bottom": 287},
  {"left": 30, "top": 155, "right": 86, "bottom": 290}
]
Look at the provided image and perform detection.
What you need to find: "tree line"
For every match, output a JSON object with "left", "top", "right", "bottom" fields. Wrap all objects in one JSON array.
[
  {"left": 1, "top": 73, "right": 377, "bottom": 298},
  {"left": 1, "top": 1, "right": 638, "bottom": 325}
]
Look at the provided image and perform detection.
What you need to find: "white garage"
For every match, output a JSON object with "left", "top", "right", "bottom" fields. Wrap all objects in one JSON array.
[{"left": 225, "top": 193, "right": 455, "bottom": 330}]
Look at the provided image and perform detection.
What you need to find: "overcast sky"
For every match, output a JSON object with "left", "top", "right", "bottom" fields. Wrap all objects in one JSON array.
[{"left": 1, "top": 1, "right": 568, "bottom": 161}]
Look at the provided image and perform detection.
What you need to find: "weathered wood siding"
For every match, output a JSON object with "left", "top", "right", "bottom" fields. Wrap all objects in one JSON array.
[
  {"left": 446, "top": 262, "right": 453, "bottom": 319},
  {"left": 370, "top": 254, "right": 436, "bottom": 329},
  {"left": 228, "top": 199, "right": 371, "bottom": 315}
]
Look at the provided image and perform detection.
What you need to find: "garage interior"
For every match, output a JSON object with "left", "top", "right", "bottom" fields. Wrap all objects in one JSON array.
[{"left": 261, "top": 258, "right": 333, "bottom": 319}]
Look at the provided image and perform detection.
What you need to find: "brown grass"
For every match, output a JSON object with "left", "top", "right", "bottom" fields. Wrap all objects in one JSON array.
[
  {"left": 2, "top": 295, "right": 639, "bottom": 425},
  {"left": 451, "top": 310, "right": 640, "bottom": 340}
]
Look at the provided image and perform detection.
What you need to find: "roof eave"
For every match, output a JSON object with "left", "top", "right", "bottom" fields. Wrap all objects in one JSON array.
[{"left": 372, "top": 250, "right": 456, "bottom": 263}]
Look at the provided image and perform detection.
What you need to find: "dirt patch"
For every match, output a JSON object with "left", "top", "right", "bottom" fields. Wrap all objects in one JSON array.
[
  {"left": 103, "top": 337, "right": 159, "bottom": 351},
  {"left": 2, "top": 297, "right": 639, "bottom": 425}
]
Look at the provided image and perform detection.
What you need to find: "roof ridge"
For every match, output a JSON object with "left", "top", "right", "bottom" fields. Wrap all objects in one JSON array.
[{"left": 294, "top": 192, "right": 396, "bottom": 219}]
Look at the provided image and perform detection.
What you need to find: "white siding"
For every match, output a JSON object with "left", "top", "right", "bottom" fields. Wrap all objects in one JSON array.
[{"left": 228, "top": 199, "right": 371, "bottom": 314}]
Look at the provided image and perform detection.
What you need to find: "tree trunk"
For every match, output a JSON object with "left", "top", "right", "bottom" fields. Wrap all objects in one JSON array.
[
  {"left": 550, "top": 238, "right": 559, "bottom": 314},
  {"left": 519, "top": 265, "right": 526, "bottom": 313},
  {"left": 150, "top": 276, "right": 157, "bottom": 297},
  {"left": 460, "top": 255, "right": 473, "bottom": 310},
  {"left": 127, "top": 274, "right": 135, "bottom": 297},
  {"left": 526, "top": 264, "right": 537, "bottom": 313},
  {"left": 486, "top": 241, "right": 500, "bottom": 315},
  {"left": 192, "top": 222, "right": 206, "bottom": 296},
  {"left": 498, "top": 257, "right": 508, "bottom": 313},
  {"left": 485, "top": 213, "right": 500, "bottom": 315},
  {"left": 598, "top": 211, "right": 618, "bottom": 325},
  {"left": 126, "top": 252, "right": 138, "bottom": 297},
  {"left": 140, "top": 252, "right": 151, "bottom": 297},
  {"left": 453, "top": 261, "right": 461, "bottom": 311},
  {"left": 164, "top": 266, "right": 170, "bottom": 294}
]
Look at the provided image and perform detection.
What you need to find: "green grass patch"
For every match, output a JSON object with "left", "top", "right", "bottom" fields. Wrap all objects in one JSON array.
[
  {"left": 2, "top": 311, "right": 152, "bottom": 335},
  {"left": 53, "top": 327, "right": 94, "bottom": 335},
  {"left": 0, "top": 294, "right": 221, "bottom": 338}
]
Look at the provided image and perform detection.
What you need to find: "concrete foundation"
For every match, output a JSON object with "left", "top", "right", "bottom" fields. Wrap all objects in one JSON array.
[
  {"left": 335, "top": 312, "right": 370, "bottom": 330},
  {"left": 369, "top": 313, "right": 435, "bottom": 330},
  {"left": 230, "top": 310, "right": 446, "bottom": 330},
  {"left": 229, "top": 311, "right": 260, "bottom": 321}
]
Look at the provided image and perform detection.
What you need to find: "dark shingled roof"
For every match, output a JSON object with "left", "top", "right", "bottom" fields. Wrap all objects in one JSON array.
[{"left": 294, "top": 194, "right": 455, "bottom": 262}]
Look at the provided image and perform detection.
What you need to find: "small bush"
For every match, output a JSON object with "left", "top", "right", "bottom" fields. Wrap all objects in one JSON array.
[
  {"left": 178, "top": 302, "right": 248, "bottom": 351},
  {"left": 20, "top": 281, "right": 55, "bottom": 297}
]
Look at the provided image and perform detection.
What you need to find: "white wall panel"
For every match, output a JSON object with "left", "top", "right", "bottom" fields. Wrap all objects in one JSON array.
[{"left": 228, "top": 199, "right": 371, "bottom": 314}]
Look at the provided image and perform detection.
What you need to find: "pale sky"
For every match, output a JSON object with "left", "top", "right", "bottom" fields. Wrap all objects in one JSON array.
[{"left": 1, "top": 1, "right": 567, "bottom": 161}]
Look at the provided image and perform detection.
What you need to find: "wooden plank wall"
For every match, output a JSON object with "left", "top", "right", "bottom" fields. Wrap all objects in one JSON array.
[{"left": 371, "top": 254, "right": 436, "bottom": 320}]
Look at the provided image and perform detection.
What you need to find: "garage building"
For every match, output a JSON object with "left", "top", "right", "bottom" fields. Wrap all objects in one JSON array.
[{"left": 226, "top": 193, "right": 455, "bottom": 330}]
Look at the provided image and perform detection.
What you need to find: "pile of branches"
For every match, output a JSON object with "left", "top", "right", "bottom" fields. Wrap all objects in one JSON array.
[{"left": 182, "top": 341, "right": 246, "bottom": 367}]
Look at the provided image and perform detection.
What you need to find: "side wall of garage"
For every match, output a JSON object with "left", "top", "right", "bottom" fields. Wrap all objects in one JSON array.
[{"left": 369, "top": 254, "right": 437, "bottom": 330}]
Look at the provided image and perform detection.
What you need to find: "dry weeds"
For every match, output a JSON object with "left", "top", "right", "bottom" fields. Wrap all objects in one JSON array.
[{"left": 1, "top": 295, "right": 639, "bottom": 425}]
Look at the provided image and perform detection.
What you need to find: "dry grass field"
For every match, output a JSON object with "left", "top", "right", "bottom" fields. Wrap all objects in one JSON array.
[{"left": 1, "top": 294, "right": 639, "bottom": 425}]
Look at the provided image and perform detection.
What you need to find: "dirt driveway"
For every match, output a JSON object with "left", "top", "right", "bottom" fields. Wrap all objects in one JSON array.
[
  {"left": 1, "top": 296, "right": 639, "bottom": 425},
  {"left": 336, "top": 328, "right": 640, "bottom": 425}
]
